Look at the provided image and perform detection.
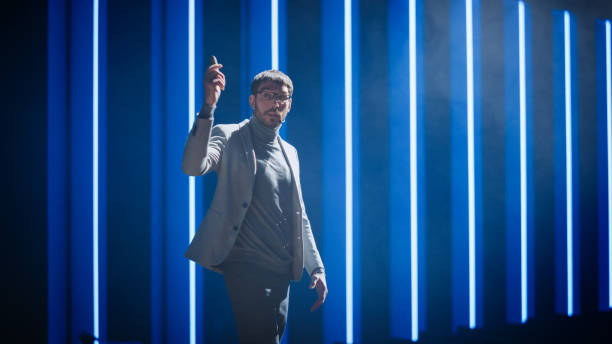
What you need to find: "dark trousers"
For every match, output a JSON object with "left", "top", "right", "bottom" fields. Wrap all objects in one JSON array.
[{"left": 223, "top": 262, "right": 290, "bottom": 344}]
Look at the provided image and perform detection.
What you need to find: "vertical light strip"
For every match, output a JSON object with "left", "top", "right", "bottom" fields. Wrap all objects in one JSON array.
[
  {"left": 408, "top": 0, "right": 418, "bottom": 341},
  {"left": 465, "top": 0, "right": 476, "bottom": 329},
  {"left": 188, "top": 1, "right": 196, "bottom": 344},
  {"left": 92, "top": 0, "right": 100, "bottom": 340},
  {"left": 344, "top": 0, "right": 353, "bottom": 342},
  {"left": 271, "top": 0, "right": 279, "bottom": 69},
  {"left": 563, "top": 10, "right": 574, "bottom": 317},
  {"left": 518, "top": 0, "right": 528, "bottom": 324},
  {"left": 605, "top": 19, "right": 612, "bottom": 309}
]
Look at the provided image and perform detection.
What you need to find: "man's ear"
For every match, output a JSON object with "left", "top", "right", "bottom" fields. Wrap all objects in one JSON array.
[{"left": 249, "top": 94, "right": 255, "bottom": 110}]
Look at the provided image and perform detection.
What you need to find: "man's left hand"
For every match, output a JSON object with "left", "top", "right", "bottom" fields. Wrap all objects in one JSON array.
[{"left": 309, "top": 272, "right": 328, "bottom": 312}]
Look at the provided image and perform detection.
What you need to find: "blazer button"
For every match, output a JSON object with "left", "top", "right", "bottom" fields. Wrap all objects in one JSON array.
[
  {"left": 233, "top": 225, "right": 239, "bottom": 231},
  {"left": 242, "top": 202, "right": 248, "bottom": 208}
]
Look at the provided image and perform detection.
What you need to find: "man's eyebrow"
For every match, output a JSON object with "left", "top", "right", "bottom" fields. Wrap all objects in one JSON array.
[{"left": 258, "top": 87, "right": 288, "bottom": 94}]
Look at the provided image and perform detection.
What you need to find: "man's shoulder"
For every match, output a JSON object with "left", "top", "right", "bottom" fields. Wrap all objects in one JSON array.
[{"left": 211, "top": 119, "right": 248, "bottom": 137}]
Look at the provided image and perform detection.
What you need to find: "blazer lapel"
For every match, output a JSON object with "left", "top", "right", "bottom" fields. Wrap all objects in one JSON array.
[
  {"left": 237, "top": 119, "right": 256, "bottom": 176},
  {"left": 278, "top": 137, "right": 303, "bottom": 202}
]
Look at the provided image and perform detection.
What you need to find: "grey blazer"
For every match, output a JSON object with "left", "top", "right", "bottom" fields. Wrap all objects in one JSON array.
[{"left": 182, "top": 117, "right": 324, "bottom": 281}]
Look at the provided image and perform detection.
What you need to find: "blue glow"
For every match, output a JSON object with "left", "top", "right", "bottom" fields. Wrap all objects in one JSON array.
[
  {"left": 345, "top": 0, "right": 353, "bottom": 342},
  {"left": 188, "top": 1, "right": 196, "bottom": 343},
  {"left": 272, "top": 0, "right": 278, "bottom": 69},
  {"left": 465, "top": 0, "right": 476, "bottom": 330},
  {"left": 606, "top": 19, "right": 611, "bottom": 309},
  {"left": 518, "top": 0, "right": 528, "bottom": 324},
  {"left": 563, "top": 10, "right": 574, "bottom": 317},
  {"left": 150, "top": 1, "right": 163, "bottom": 342},
  {"left": 93, "top": 0, "right": 100, "bottom": 340},
  {"left": 409, "top": 0, "right": 418, "bottom": 340}
]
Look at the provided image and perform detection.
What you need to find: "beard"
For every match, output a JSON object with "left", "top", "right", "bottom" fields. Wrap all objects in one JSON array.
[{"left": 254, "top": 108, "right": 284, "bottom": 128}]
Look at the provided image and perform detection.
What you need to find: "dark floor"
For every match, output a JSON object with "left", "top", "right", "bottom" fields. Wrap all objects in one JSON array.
[{"left": 385, "top": 312, "right": 612, "bottom": 344}]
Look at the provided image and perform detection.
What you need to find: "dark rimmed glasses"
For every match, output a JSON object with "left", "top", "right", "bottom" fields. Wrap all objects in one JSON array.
[{"left": 258, "top": 90, "right": 292, "bottom": 104}]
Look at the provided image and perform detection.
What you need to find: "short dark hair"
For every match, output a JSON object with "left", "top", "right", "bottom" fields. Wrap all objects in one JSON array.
[{"left": 250, "top": 70, "right": 293, "bottom": 96}]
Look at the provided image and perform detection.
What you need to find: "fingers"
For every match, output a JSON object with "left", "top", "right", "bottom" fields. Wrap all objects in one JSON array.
[
  {"left": 309, "top": 276, "right": 319, "bottom": 289},
  {"left": 207, "top": 73, "right": 225, "bottom": 88},
  {"left": 309, "top": 277, "right": 327, "bottom": 312},
  {"left": 310, "top": 298, "right": 323, "bottom": 312},
  {"left": 316, "top": 280, "right": 328, "bottom": 301},
  {"left": 205, "top": 64, "right": 226, "bottom": 90},
  {"left": 310, "top": 287, "right": 324, "bottom": 312},
  {"left": 206, "top": 63, "right": 223, "bottom": 77},
  {"left": 310, "top": 286, "right": 326, "bottom": 312},
  {"left": 202, "top": 63, "right": 225, "bottom": 105},
  {"left": 212, "top": 77, "right": 225, "bottom": 91}
]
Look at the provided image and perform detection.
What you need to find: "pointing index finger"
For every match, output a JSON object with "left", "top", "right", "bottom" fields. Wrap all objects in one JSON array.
[
  {"left": 208, "top": 56, "right": 223, "bottom": 71},
  {"left": 207, "top": 63, "right": 223, "bottom": 71}
]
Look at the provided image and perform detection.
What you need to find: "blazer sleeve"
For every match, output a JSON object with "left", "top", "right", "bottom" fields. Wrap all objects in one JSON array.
[
  {"left": 182, "top": 117, "right": 227, "bottom": 176},
  {"left": 293, "top": 147, "right": 325, "bottom": 276},
  {"left": 302, "top": 210, "right": 325, "bottom": 276}
]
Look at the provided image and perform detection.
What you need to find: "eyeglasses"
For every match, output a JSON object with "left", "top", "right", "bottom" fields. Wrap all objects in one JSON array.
[{"left": 258, "top": 91, "right": 292, "bottom": 104}]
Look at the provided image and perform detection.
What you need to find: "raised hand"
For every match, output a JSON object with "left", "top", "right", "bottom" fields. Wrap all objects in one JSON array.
[{"left": 204, "top": 57, "right": 225, "bottom": 106}]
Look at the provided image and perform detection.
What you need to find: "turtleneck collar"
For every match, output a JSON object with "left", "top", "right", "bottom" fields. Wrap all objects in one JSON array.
[{"left": 249, "top": 114, "right": 281, "bottom": 143}]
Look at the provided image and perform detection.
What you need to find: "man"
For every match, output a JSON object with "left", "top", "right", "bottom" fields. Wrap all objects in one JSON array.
[{"left": 182, "top": 61, "right": 327, "bottom": 344}]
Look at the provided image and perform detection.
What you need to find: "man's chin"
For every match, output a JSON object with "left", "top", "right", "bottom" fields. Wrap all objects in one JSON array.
[
  {"left": 266, "top": 115, "right": 282, "bottom": 125},
  {"left": 254, "top": 112, "right": 283, "bottom": 128}
]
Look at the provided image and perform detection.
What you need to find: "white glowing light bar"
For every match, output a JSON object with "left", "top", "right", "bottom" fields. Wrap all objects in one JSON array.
[
  {"left": 465, "top": 0, "right": 476, "bottom": 330},
  {"left": 344, "top": 0, "right": 353, "bottom": 342},
  {"left": 188, "top": 1, "right": 196, "bottom": 343},
  {"left": 518, "top": 0, "right": 528, "bottom": 324},
  {"left": 272, "top": 0, "right": 279, "bottom": 69},
  {"left": 563, "top": 10, "right": 574, "bottom": 317},
  {"left": 93, "top": 0, "right": 100, "bottom": 341},
  {"left": 605, "top": 19, "right": 612, "bottom": 309},
  {"left": 408, "top": 0, "right": 418, "bottom": 341}
]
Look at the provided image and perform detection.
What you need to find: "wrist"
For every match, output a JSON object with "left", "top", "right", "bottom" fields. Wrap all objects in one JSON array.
[
  {"left": 197, "top": 102, "right": 216, "bottom": 119},
  {"left": 311, "top": 267, "right": 325, "bottom": 276}
]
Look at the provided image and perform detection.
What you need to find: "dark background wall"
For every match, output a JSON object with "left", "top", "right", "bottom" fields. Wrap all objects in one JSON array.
[
  {"left": 106, "top": 0, "right": 151, "bottom": 342},
  {"left": 2, "top": 0, "right": 612, "bottom": 343},
  {"left": 1, "top": 1, "right": 48, "bottom": 343}
]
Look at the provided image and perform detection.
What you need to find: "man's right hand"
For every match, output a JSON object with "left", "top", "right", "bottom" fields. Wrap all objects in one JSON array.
[{"left": 204, "top": 62, "right": 225, "bottom": 106}]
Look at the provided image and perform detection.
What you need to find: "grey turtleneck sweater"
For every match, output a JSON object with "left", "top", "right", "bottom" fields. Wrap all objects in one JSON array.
[{"left": 222, "top": 115, "right": 295, "bottom": 275}]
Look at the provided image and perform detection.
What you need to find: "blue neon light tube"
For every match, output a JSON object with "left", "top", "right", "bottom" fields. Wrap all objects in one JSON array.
[
  {"left": 465, "top": 0, "right": 476, "bottom": 329},
  {"left": 188, "top": 1, "right": 196, "bottom": 343},
  {"left": 92, "top": 0, "right": 100, "bottom": 340},
  {"left": 518, "top": 0, "right": 528, "bottom": 323},
  {"left": 272, "top": 0, "right": 278, "bottom": 69},
  {"left": 563, "top": 10, "right": 574, "bottom": 317},
  {"left": 606, "top": 19, "right": 612, "bottom": 309},
  {"left": 409, "top": 0, "right": 419, "bottom": 340},
  {"left": 344, "top": 0, "right": 354, "bottom": 341}
]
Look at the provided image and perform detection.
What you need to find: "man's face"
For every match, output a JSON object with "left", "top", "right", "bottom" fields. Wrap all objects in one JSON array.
[{"left": 249, "top": 81, "right": 292, "bottom": 128}]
